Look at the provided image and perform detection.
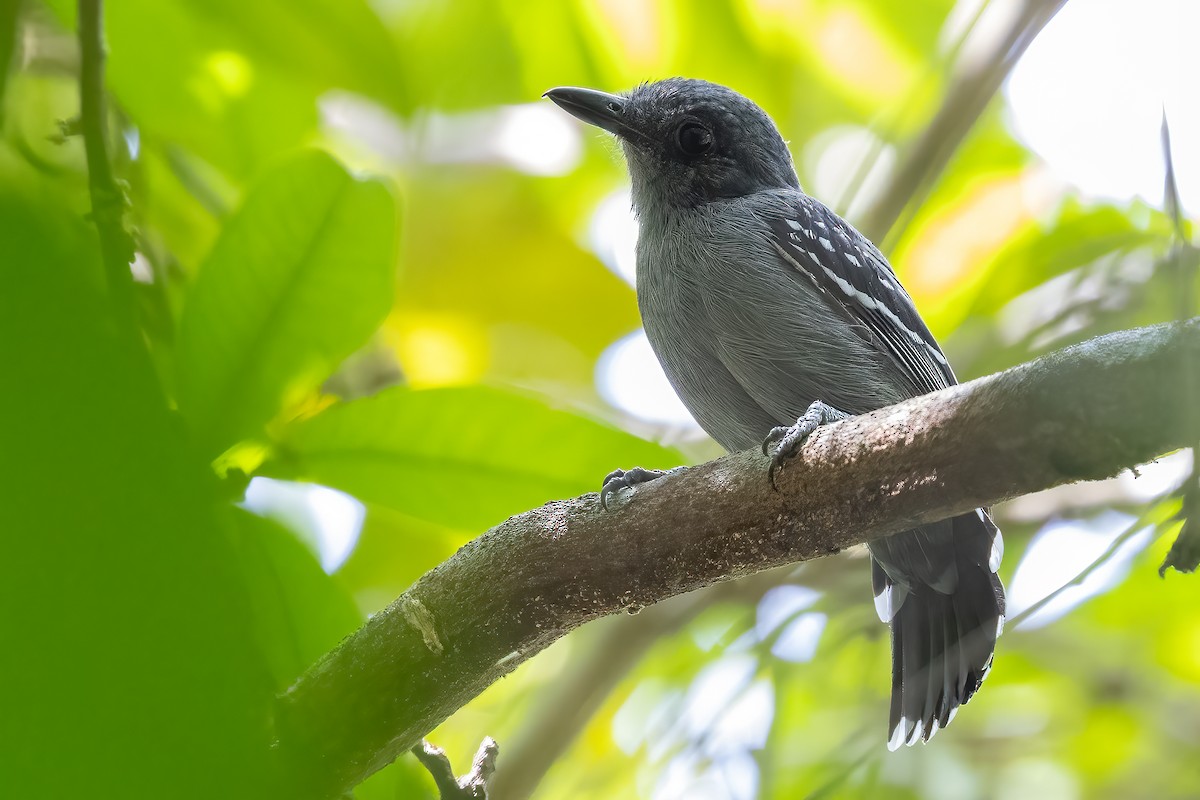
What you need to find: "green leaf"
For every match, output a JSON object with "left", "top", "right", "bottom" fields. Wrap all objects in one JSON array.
[
  {"left": 231, "top": 508, "right": 363, "bottom": 690},
  {"left": 354, "top": 755, "right": 438, "bottom": 800},
  {"left": 266, "top": 385, "right": 683, "bottom": 531},
  {"left": 336, "top": 505, "right": 469, "bottom": 613},
  {"left": 970, "top": 201, "right": 1169, "bottom": 317},
  {"left": 176, "top": 149, "right": 397, "bottom": 456},
  {"left": 0, "top": 187, "right": 275, "bottom": 798},
  {"left": 42, "top": 0, "right": 324, "bottom": 181},
  {"left": 181, "top": 0, "right": 406, "bottom": 111},
  {"left": 44, "top": 0, "right": 405, "bottom": 175}
]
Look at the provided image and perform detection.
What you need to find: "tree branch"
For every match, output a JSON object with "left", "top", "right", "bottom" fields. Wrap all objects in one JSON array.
[
  {"left": 274, "top": 320, "right": 1200, "bottom": 798},
  {"left": 488, "top": 567, "right": 792, "bottom": 800},
  {"left": 857, "top": 0, "right": 1067, "bottom": 247}
]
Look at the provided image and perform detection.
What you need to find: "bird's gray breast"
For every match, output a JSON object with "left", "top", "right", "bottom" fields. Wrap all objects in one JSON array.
[
  {"left": 633, "top": 199, "right": 903, "bottom": 453},
  {"left": 635, "top": 214, "right": 773, "bottom": 451}
]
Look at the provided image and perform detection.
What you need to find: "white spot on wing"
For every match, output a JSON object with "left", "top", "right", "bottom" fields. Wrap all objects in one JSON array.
[
  {"left": 785, "top": 218, "right": 802, "bottom": 230},
  {"left": 887, "top": 718, "right": 907, "bottom": 751},
  {"left": 782, "top": 230, "right": 953, "bottom": 375},
  {"left": 989, "top": 529, "right": 1005, "bottom": 572},
  {"left": 874, "top": 585, "right": 895, "bottom": 622},
  {"left": 907, "top": 718, "right": 924, "bottom": 746},
  {"left": 822, "top": 262, "right": 953, "bottom": 370},
  {"left": 820, "top": 265, "right": 881, "bottom": 311}
]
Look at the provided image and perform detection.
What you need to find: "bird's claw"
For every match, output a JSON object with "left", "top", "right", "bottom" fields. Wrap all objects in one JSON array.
[
  {"left": 763, "top": 400, "right": 850, "bottom": 488},
  {"left": 600, "top": 466, "right": 678, "bottom": 510}
]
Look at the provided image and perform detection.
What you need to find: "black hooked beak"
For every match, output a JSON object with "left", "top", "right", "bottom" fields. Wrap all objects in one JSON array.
[{"left": 543, "top": 86, "right": 647, "bottom": 144}]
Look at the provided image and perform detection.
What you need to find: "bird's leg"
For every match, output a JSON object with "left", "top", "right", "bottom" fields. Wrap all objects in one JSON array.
[
  {"left": 599, "top": 466, "right": 686, "bottom": 510},
  {"left": 762, "top": 400, "right": 850, "bottom": 486}
]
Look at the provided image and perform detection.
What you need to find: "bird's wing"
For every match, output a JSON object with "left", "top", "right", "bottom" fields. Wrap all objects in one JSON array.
[{"left": 767, "top": 196, "right": 957, "bottom": 395}]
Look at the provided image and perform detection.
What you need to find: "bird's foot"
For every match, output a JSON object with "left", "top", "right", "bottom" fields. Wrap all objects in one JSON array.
[
  {"left": 763, "top": 400, "right": 850, "bottom": 487},
  {"left": 600, "top": 466, "right": 683, "bottom": 510}
]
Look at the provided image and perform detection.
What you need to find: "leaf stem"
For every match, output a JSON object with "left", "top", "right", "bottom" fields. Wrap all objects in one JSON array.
[
  {"left": 78, "top": 0, "right": 136, "bottom": 327},
  {"left": 1008, "top": 501, "right": 1175, "bottom": 629}
]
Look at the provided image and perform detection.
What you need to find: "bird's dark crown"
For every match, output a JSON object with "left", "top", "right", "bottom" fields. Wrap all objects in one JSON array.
[{"left": 618, "top": 78, "right": 800, "bottom": 210}]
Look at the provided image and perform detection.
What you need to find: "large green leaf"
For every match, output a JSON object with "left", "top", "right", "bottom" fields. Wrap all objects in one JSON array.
[
  {"left": 335, "top": 504, "right": 469, "bottom": 612},
  {"left": 969, "top": 201, "right": 1170, "bottom": 318},
  {"left": 232, "top": 509, "right": 363, "bottom": 690},
  {"left": 0, "top": 186, "right": 274, "bottom": 798},
  {"left": 181, "top": 0, "right": 405, "bottom": 111},
  {"left": 265, "top": 385, "right": 683, "bottom": 531},
  {"left": 354, "top": 756, "right": 438, "bottom": 800},
  {"left": 43, "top": 0, "right": 322, "bottom": 181},
  {"left": 175, "top": 149, "right": 397, "bottom": 456},
  {"left": 44, "top": 0, "right": 403, "bottom": 173}
]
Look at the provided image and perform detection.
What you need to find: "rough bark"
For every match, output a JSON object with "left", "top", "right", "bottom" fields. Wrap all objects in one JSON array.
[{"left": 274, "top": 320, "right": 1200, "bottom": 798}]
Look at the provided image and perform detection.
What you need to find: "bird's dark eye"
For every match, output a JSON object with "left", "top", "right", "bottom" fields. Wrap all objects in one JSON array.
[{"left": 675, "top": 122, "right": 714, "bottom": 156}]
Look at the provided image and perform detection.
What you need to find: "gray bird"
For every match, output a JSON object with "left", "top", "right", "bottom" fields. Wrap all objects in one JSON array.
[{"left": 546, "top": 78, "right": 1005, "bottom": 749}]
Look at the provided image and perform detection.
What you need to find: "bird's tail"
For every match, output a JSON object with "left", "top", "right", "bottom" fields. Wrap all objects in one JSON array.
[{"left": 876, "top": 510, "right": 1005, "bottom": 750}]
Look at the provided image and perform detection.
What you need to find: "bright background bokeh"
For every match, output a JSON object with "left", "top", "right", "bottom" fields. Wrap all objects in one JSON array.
[{"left": 1, "top": 1, "right": 1197, "bottom": 798}]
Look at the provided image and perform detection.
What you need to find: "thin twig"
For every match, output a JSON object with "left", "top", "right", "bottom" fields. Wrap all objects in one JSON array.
[
  {"left": 1158, "top": 113, "right": 1200, "bottom": 574},
  {"left": 411, "top": 738, "right": 499, "bottom": 799},
  {"left": 804, "top": 737, "right": 879, "bottom": 800},
  {"left": 858, "top": 0, "right": 1069, "bottom": 248},
  {"left": 77, "top": 0, "right": 136, "bottom": 325},
  {"left": 1008, "top": 501, "right": 1176, "bottom": 629},
  {"left": 831, "top": 0, "right": 994, "bottom": 225}
]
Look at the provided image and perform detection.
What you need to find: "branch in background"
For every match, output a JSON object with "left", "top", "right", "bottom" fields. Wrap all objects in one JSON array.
[
  {"left": 1158, "top": 114, "right": 1200, "bottom": 575},
  {"left": 858, "top": 0, "right": 1069, "bottom": 247},
  {"left": 492, "top": 551, "right": 869, "bottom": 800},
  {"left": 77, "top": 0, "right": 136, "bottom": 324},
  {"left": 271, "top": 321, "right": 1200, "bottom": 799},
  {"left": 488, "top": 567, "right": 792, "bottom": 800},
  {"left": 411, "top": 738, "right": 499, "bottom": 800},
  {"left": 831, "top": 0, "right": 991, "bottom": 221},
  {"left": 0, "top": 0, "right": 20, "bottom": 126},
  {"left": 1010, "top": 500, "right": 1176, "bottom": 628}
]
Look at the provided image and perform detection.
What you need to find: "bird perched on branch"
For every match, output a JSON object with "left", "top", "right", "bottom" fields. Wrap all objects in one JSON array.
[{"left": 546, "top": 78, "right": 1005, "bottom": 749}]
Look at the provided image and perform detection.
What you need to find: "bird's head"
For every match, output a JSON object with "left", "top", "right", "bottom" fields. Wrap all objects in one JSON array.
[{"left": 546, "top": 78, "right": 800, "bottom": 213}]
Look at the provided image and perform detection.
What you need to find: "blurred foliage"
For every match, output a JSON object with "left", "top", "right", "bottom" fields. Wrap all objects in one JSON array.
[{"left": 0, "top": 1, "right": 1196, "bottom": 799}]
